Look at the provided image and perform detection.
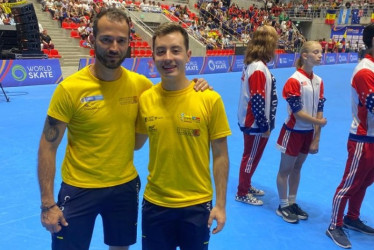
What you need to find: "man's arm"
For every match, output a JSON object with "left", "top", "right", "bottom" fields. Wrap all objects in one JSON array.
[
  {"left": 38, "top": 115, "right": 68, "bottom": 233},
  {"left": 208, "top": 137, "right": 229, "bottom": 234}
]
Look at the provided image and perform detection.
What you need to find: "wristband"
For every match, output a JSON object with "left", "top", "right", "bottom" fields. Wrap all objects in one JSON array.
[{"left": 40, "top": 203, "right": 57, "bottom": 212}]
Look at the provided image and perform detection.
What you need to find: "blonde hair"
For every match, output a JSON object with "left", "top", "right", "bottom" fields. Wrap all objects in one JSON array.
[
  {"left": 295, "top": 41, "right": 321, "bottom": 69},
  {"left": 244, "top": 25, "right": 278, "bottom": 65}
]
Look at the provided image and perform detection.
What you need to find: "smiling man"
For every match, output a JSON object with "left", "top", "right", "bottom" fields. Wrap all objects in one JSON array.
[
  {"left": 137, "top": 23, "right": 231, "bottom": 250},
  {"left": 37, "top": 8, "right": 153, "bottom": 250}
]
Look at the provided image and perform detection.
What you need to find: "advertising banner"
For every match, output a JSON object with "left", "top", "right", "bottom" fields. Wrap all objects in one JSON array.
[
  {"left": 348, "top": 53, "right": 359, "bottom": 63},
  {"left": 230, "top": 55, "right": 245, "bottom": 72},
  {"left": 325, "top": 53, "right": 337, "bottom": 65},
  {"left": 185, "top": 57, "right": 204, "bottom": 75},
  {"left": 0, "top": 59, "right": 63, "bottom": 87},
  {"left": 134, "top": 57, "right": 160, "bottom": 78},
  {"left": 201, "top": 57, "right": 231, "bottom": 74},
  {"left": 337, "top": 53, "right": 349, "bottom": 64},
  {"left": 276, "top": 54, "right": 296, "bottom": 68}
]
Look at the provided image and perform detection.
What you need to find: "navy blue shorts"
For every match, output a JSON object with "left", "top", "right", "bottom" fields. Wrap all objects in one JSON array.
[
  {"left": 52, "top": 176, "right": 140, "bottom": 250},
  {"left": 142, "top": 199, "right": 212, "bottom": 250}
]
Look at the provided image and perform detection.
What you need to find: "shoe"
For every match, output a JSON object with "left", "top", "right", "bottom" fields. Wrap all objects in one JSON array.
[
  {"left": 248, "top": 186, "right": 265, "bottom": 196},
  {"left": 235, "top": 193, "right": 263, "bottom": 206},
  {"left": 276, "top": 205, "right": 299, "bottom": 223},
  {"left": 343, "top": 216, "right": 374, "bottom": 235},
  {"left": 290, "top": 203, "right": 308, "bottom": 220},
  {"left": 326, "top": 226, "right": 351, "bottom": 249}
]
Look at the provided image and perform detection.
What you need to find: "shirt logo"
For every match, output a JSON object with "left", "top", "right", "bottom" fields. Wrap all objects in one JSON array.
[
  {"left": 180, "top": 113, "right": 201, "bottom": 123},
  {"left": 80, "top": 95, "right": 104, "bottom": 103},
  {"left": 177, "top": 127, "right": 200, "bottom": 137}
]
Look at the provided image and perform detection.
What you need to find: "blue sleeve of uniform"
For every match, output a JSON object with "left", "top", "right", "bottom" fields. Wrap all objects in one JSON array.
[
  {"left": 286, "top": 96, "right": 303, "bottom": 113},
  {"left": 251, "top": 93, "right": 269, "bottom": 132},
  {"left": 366, "top": 93, "right": 374, "bottom": 114},
  {"left": 318, "top": 97, "right": 326, "bottom": 112}
]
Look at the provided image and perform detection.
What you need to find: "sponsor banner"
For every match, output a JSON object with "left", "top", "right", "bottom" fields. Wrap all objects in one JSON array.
[
  {"left": 267, "top": 56, "right": 276, "bottom": 69},
  {"left": 185, "top": 57, "right": 204, "bottom": 75},
  {"left": 325, "top": 53, "right": 337, "bottom": 65},
  {"left": 0, "top": 59, "right": 63, "bottom": 87},
  {"left": 201, "top": 57, "right": 230, "bottom": 74},
  {"left": 348, "top": 53, "right": 359, "bottom": 63},
  {"left": 276, "top": 54, "right": 296, "bottom": 68},
  {"left": 134, "top": 57, "right": 160, "bottom": 78},
  {"left": 337, "top": 53, "right": 349, "bottom": 64},
  {"left": 230, "top": 55, "right": 245, "bottom": 72},
  {"left": 78, "top": 58, "right": 137, "bottom": 71}
]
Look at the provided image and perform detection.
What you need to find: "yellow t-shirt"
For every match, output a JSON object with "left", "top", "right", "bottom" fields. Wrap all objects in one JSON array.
[
  {"left": 48, "top": 66, "right": 153, "bottom": 188},
  {"left": 138, "top": 81, "right": 231, "bottom": 208}
]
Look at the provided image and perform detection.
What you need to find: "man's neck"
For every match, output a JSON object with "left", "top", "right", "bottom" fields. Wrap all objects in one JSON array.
[
  {"left": 161, "top": 76, "right": 190, "bottom": 91},
  {"left": 90, "top": 63, "right": 122, "bottom": 82}
]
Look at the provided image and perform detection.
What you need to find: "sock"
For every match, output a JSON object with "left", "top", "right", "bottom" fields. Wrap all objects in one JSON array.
[
  {"left": 280, "top": 199, "right": 289, "bottom": 208},
  {"left": 288, "top": 195, "right": 296, "bottom": 205}
]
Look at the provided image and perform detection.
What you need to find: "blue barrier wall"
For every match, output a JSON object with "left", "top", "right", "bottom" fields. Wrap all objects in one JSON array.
[
  {"left": 0, "top": 59, "right": 62, "bottom": 87},
  {"left": 0, "top": 53, "right": 359, "bottom": 87}
]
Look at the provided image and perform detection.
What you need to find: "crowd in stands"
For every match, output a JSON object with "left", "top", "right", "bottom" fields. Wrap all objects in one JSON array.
[
  {"left": 4, "top": 0, "right": 373, "bottom": 56},
  {"left": 0, "top": 6, "right": 15, "bottom": 25}
]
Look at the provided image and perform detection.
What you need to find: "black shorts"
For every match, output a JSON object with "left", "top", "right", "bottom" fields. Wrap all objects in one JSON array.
[
  {"left": 52, "top": 176, "right": 140, "bottom": 250},
  {"left": 142, "top": 199, "right": 212, "bottom": 250}
]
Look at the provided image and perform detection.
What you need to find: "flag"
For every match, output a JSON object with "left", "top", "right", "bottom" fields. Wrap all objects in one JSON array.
[
  {"left": 325, "top": 10, "right": 337, "bottom": 25},
  {"left": 351, "top": 9, "right": 360, "bottom": 24},
  {"left": 338, "top": 8, "right": 351, "bottom": 25},
  {"left": 342, "top": 29, "right": 347, "bottom": 52}
]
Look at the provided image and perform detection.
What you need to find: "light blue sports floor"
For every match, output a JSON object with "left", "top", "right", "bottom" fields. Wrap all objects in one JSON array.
[{"left": 0, "top": 63, "right": 373, "bottom": 249}]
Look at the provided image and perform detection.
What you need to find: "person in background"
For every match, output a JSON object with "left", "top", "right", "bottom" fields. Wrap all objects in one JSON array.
[
  {"left": 275, "top": 41, "right": 327, "bottom": 224},
  {"left": 40, "top": 29, "right": 55, "bottom": 50},
  {"left": 235, "top": 25, "right": 279, "bottom": 206},
  {"left": 326, "top": 23, "right": 374, "bottom": 250}
]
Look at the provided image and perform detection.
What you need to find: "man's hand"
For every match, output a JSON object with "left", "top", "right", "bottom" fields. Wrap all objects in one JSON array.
[
  {"left": 41, "top": 205, "right": 68, "bottom": 234},
  {"left": 193, "top": 78, "right": 213, "bottom": 91},
  {"left": 207, "top": 206, "right": 226, "bottom": 234}
]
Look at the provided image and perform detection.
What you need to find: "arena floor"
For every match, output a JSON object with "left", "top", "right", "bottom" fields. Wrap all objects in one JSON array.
[{"left": 0, "top": 63, "right": 373, "bottom": 249}]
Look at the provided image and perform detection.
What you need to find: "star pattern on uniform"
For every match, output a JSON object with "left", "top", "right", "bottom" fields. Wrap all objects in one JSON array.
[
  {"left": 251, "top": 93, "right": 268, "bottom": 130},
  {"left": 286, "top": 96, "right": 302, "bottom": 113},
  {"left": 366, "top": 93, "right": 374, "bottom": 113},
  {"left": 318, "top": 97, "right": 326, "bottom": 112}
]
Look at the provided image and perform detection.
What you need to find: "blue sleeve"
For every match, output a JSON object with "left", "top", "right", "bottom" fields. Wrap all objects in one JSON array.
[
  {"left": 366, "top": 93, "right": 374, "bottom": 114},
  {"left": 286, "top": 96, "right": 303, "bottom": 113},
  {"left": 251, "top": 93, "right": 269, "bottom": 132},
  {"left": 318, "top": 97, "right": 326, "bottom": 112}
]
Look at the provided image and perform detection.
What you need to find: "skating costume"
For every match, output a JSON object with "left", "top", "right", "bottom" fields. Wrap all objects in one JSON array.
[{"left": 237, "top": 61, "right": 277, "bottom": 196}]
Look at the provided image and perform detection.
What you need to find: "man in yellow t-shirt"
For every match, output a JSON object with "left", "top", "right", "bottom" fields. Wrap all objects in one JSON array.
[
  {"left": 138, "top": 23, "right": 231, "bottom": 250},
  {"left": 37, "top": 8, "right": 152, "bottom": 250}
]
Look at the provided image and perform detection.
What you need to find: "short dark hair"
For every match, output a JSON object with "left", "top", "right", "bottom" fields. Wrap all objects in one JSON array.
[
  {"left": 363, "top": 23, "right": 374, "bottom": 49},
  {"left": 152, "top": 22, "right": 189, "bottom": 50},
  {"left": 93, "top": 8, "right": 130, "bottom": 38}
]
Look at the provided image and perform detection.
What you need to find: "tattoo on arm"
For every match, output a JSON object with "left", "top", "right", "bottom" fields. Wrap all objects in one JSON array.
[{"left": 43, "top": 116, "right": 61, "bottom": 142}]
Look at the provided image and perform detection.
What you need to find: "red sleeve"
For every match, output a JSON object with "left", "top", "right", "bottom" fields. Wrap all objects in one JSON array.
[
  {"left": 282, "top": 77, "right": 301, "bottom": 99},
  {"left": 248, "top": 70, "right": 266, "bottom": 98},
  {"left": 352, "top": 69, "right": 374, "bottom": 106},
  {"left": 320, "top": 80, "right": 324, "bottom": 99}
]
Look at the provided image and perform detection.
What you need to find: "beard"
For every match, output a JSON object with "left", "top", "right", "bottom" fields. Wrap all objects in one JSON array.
[{"left": 94, "top": 45, "right": 127, "bottom": 69}]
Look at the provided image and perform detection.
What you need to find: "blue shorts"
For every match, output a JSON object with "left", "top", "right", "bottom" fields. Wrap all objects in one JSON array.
[
  {"left": 142, "top": 199, "right": 212, "bottom": 250},
  {"left": 52, "top": 176, "right": 140, "bottom": 250}
]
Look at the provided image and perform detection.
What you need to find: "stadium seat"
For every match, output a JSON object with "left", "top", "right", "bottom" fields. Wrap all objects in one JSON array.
[
  {"left": 42, "top": 49, "right": 50, "bottom": 55},
  {"left": 49, "top": 49, "right": 61, "bottom": 58},
  {"left": 89, "top": 49, "right": 95, "bottom": 57},
  {"left": 61, "top": 22, "right": 70, "bottom": 29},
  {"left": 139, "top": 50, "right": 146, "bottom": 57},
  {"left": 133, "top": 49, "right": 140, "bottom": 57},
  {"left": 141, "top": 41, "right": 148, "bottom": 48},
  {"left": 145, "top": 49, "right": 152, "bottom": 57},
  {"left": 70, "top": 30, "right": 80, "bottom": 39}
]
